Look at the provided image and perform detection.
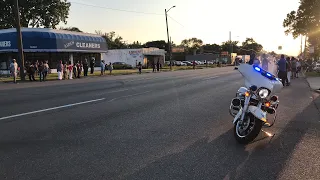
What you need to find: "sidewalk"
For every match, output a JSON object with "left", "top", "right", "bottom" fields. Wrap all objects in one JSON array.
[{"left": 306, "top": 77, "right": 320, "bottom": 93}]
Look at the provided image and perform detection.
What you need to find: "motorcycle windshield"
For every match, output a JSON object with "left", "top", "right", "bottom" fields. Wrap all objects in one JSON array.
[{"left": 238, "top": 64, "right": 283, "bottom": 95}]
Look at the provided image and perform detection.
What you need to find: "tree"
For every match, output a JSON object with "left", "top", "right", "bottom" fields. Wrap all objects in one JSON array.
[
  {"left": 202, "top": 44, "right": 221, "bottom": 53},
  {"left": 220, "top": 41, "right": 239, "bottom": 53},
  {"left": 128, "top": 41, "right": 143, "bottom": 49},
  {"left": 180, "top": 38, "right": 203, "bottom": 54},
  {"left": 60, "top": 27, "right": 82, "bottom": 32},
  {"left": 283, "top": 0, "right": 320, "bottom": 57},
  {"left": 0, "top": 0, "right": 71, "bottom": 29},
  {"left": 144, "top": 40, "right": 167, "bottom": 50},
  {"left": 95, "top": 30, "right": 127, "bottom": 49},
  {"left": 239, "top": 38, "right": 263, "bottom": 55}
]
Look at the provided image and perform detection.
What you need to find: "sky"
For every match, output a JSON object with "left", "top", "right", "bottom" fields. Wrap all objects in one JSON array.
[{"left": 61, "top": 0, "right": 303, "bottom": 56}]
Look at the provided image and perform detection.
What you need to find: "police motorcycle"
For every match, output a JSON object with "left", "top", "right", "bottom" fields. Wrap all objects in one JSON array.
[{"left": 229, "top": 63, "right": 283, "bottom": 144}]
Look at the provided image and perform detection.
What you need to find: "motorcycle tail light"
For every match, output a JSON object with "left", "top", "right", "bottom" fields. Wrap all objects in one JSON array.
[{"left": 265, "top": 102, "right": 271, "bottom": 108}]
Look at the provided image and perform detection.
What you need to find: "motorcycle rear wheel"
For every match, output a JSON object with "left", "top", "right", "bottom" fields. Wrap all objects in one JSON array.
[{"left": 233, "top": 113, "right": 263, "bottom": 144}]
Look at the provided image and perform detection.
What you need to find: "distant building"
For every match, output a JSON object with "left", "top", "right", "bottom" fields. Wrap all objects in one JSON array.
[
  {"left": 186, "top": 53, "right": 220, "bottom": 62},
  {"left": 102, "top": 48, "right": 166, "bottom": 68}
]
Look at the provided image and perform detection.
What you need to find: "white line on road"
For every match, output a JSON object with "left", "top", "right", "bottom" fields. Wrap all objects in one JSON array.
[
  {"left": 203, "top": 76, "right": 219, "bottom": 80},
  {"left": 0, "top": 98, "right": 105, "bottom": 121},
  {"left": 108, "top": 91, "right": 151, "bottom": 102}
]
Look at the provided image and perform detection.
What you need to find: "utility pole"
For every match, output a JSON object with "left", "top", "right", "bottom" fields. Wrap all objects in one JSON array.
[
  {"left": 165, "top": 9, "right": 171, "bottom": 70},
  {"left": 170, "top": 36, "right": 172, "bottom": 62},
  {"left": 304, "top": 35, "right": 307, "bottom": 60},
  {"left": 229, "top": 31, "right": 233, "bottom": 54},
  {"left": 14, "top": 0, "right": 25, "bottom": 80},
  {"left": 300, "top": 34, "right": 303, "bottom": 57},
  {"left": 165, "top": 6, "right": 175, "bottom": 70}
]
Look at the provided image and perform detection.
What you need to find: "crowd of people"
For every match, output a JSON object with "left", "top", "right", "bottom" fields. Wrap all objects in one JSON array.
[
  {"left": 247, "top": 53, "right": 303, "bottom": 87},
  {"left": 276, "top": 54, "right": 302, "bottom": 86},
  {"left": 8, "top": 57, "right": 125, "bottom": 83}
]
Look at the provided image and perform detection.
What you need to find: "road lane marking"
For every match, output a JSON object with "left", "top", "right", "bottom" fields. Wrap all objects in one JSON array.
[
  {"left": 0, "top": 98, "right": 105, "bottom": 121},
  {"left": 203, "top": 76, "right": 219, "bottom": 80},
  {"left": 108, "top": 91, "right": 151, "bottom": 102},
  {"left": 105, "top": 89, "right": 130, "bottom": 94}
]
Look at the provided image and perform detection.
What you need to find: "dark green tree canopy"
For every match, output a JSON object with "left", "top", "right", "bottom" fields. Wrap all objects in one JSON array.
[
  {"left": 283, "top": 0, "right": 320, "bottom": 57},
  {"left": 144, "top": 40, "right": 167, "bottom": 50},
  {"left": 95, "top": 30, "right": 128, "bottom": 49},
  {"left": 283, "top": 0, "right": 320, "bottom": 37},
  {"left": 60, "top": 27, "right": 82, "bottom": 32},
  {"left": 0, "top": 0, "right": 71, "bottom": 29}
]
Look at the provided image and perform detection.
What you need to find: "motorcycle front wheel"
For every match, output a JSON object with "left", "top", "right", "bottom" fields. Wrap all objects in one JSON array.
[{"left": 233, "top": 113, "right": 263, "bottom": 144}]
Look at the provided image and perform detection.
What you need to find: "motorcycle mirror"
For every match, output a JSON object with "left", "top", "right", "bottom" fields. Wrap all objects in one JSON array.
[{"left": 234, "top": 67, "right": 238, "bottom": 70}]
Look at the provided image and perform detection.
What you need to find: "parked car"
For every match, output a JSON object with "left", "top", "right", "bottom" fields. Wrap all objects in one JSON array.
[
  {"left": 175, "top": 61, "right": 187, "bottom": 66},
  {"left": 183, "top": 61, "right": 193, "bottom": 66},
  {"left": 112, "top": 62, "right": 133, "bottom": 69},
  {"left": 313, "top": 63, "right": 320, "bottom": 72}
]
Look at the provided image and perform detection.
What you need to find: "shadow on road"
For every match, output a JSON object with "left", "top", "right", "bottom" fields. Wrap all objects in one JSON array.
[
  {"left": 124, "top": 129, "right": 249, "bottom": 180},
  {"left": 124, "top": 96, "right": 320, "bottom": 180}
]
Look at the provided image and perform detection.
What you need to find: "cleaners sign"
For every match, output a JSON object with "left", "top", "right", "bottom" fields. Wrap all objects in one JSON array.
[{"left": 64, "top": 41, "right": 101, "bottom": 49}]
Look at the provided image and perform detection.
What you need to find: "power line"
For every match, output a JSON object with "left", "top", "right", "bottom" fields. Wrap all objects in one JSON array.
[
  {"left": 69, "top": 1, "right": 163, "bottom": 15},
  {"left": 168, "top": 15, "right": 184, "bottom": 27},
  {"left": 70, "top": 1, "right": 185, "bottom": 27}
]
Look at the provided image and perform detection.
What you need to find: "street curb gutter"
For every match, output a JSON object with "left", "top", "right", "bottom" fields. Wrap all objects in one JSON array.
[{"left": 303, "top": 73, "right": 320, "bottom": 114}]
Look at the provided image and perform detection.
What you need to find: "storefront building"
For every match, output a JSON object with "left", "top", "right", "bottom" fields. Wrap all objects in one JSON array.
[
  {"left": 102, "top": 47, "right": 166, "bottom": 68},
  {"left": 0, "top": 28, "right": 108, "bottom": 73}
]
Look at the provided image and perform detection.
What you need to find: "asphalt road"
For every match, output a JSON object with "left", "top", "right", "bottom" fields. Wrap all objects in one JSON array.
[{"left": 0, "top": 67, "right": 319, "bottom": 180}]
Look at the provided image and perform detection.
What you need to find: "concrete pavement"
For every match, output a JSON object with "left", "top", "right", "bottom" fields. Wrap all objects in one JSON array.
[
  {"left": 306, "top": 76, "right": 320, "bottom": 92},
  {"left": 0, "top": 67, "right": 319, "bottom": 179}
]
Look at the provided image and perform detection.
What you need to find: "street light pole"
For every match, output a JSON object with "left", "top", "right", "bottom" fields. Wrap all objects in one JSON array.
[
  {"left": 14, "top": 0, "right": 25, "bottom": 80},
  {"left": 165, "top": 6, "right": 175, "bottom": 70}
]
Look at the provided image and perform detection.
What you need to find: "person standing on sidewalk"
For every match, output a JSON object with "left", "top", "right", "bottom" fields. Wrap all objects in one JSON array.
[
  {"left": 38, "top": 61, "right": 44, "bottom": 82},
  {"left": 286, "top": 57, "right": 291, "bottom": 86},
  {"left": 68, "top": 61, "right": 73, "bottom": 79},
  {"left": 9, "top": 59, "right": 18, "bottom": 83},
  {"left": 108, "top": 62, "right": 113, "bottom": 75},
  {"left": 137, "top": 62, "right": 142, "bottom": 74},
  {"left": 43, "top": 61, "right": 49, "bottom": 81},
  {"left": 62, "top": 61, "right": 68, "bottom": 80},
  {"left": 90, "top": 57, "right": 95, "bottom": 74},
  {"left": 291, "top": 57, "right": 297, "bottom": 79},
  {"left": 100, "top": 60, "right": 105, "bottom": 76},
  {"left": 277, "top": 54, "right": 287, "bottom": 86},
  {"left": 57, "top": 61, "right": 63, "bottom": 80},
  {"left": 83, "top": 59, "right": 89, "bottom": 76},
  {"left": 28, "top": 63, "right": 36, "bottom": 81},
  {"left": 157, "top": 60, "right": 160, "bottom": 72},
  {"left": 296, "top": 59, "right": 301, "bottom": 78},
  {"left": 77, "top": 61, "right": 82, "bottom": 78},
  {"left": 262, "top": 54, "right": 269, "bottom": 71}
]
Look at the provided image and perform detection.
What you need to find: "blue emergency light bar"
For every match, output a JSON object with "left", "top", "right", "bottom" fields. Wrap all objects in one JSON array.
[{"left": 253, "top": 65, "right": 277, "bottom": 81}]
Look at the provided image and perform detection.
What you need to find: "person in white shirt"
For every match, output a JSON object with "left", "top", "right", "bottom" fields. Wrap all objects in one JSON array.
[{"left": 9, "top": 59, "right": 18, "bottom": 83}]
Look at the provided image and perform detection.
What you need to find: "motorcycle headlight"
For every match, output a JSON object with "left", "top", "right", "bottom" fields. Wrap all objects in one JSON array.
[{"left": 258, "top": 88, "right": 269, "bottom": 99}]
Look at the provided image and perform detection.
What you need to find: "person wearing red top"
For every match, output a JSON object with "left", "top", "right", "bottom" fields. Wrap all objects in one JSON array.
[{"left": 67, "top": 61, "right": 73, "bottom": 79}]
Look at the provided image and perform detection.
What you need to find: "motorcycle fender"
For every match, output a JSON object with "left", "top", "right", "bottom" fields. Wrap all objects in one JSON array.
[
  {"left": 247, "top": 106, "right": 267, "bottom": 122},
  {"left": 233, "top": 108, "right": 243, "bottom": 124}
]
